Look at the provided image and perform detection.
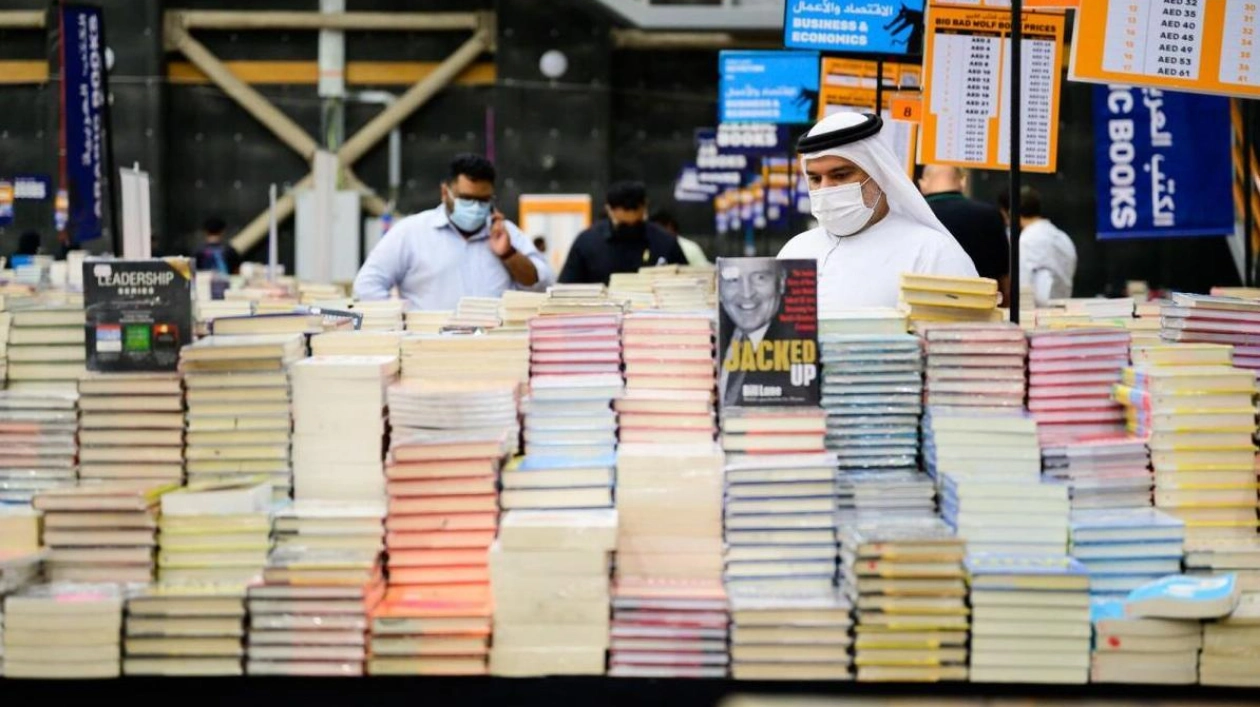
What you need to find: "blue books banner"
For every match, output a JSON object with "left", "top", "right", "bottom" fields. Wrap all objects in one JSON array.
[
  {"left": 719, "top": 50, "right": 820, "bottom": 125},
  {"left": 784, "top": 0, "right": 924, "bottom": 56},
  {"left": 1094, "top": 84, "right": 1233, "bottom": 241},
  {"left": 60, "top": 4, "right": 110, "bottom": 243}
]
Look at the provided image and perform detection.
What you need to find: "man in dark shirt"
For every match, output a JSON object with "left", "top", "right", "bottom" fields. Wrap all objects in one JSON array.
[
  {"left": 193, "top": 216, "right": 242, "bottom": 275},
  {"left": 919, "top": 165, "right": 1010, "bottom": 305},
  {"left": 559, "top": 181, "right": 687, "bottom": 284}
]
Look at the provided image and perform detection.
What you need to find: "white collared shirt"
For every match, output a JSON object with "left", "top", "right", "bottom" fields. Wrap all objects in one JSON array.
[{"left": 352, "top": 205, "right": 555, "bottom": 310}]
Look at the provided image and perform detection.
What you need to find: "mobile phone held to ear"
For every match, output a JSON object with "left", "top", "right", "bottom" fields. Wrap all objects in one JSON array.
[{"left": 486, "top": 201, "right": 499, "bottom": 231}]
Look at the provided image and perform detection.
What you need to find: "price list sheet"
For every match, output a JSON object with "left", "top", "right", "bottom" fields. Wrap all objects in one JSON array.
[
  {"left": 1072, "top": 0, "right": 1260, "bottom": 98},
  {"left": 920, "top": 6, "right": 1065, "bottom": 173}
]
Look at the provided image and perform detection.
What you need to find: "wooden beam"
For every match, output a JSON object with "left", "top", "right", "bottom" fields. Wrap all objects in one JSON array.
[
  {"left": 166, "top": 60, "right": 495, "bottom": 87},
  {"left": 0, "top": 60, "right": 48, "bottom": 84},
  {"left": 0, "top": 11, "right": 44, "bottom": 29},
  {"left": 168, "top": 10, "right": 480, "bottom": 32}
]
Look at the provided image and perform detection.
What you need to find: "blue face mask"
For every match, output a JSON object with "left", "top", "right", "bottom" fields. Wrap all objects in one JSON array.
[{"left": 449, "top": 197, "right": 491, "bottom": 233}]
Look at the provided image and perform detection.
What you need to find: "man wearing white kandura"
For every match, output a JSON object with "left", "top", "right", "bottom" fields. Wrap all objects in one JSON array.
[
  {"left": 353, "top": 153, "right": 555, "bottom": 310},
  {"left": 778, "top": 112, "right": 978, "bottom": 308}
]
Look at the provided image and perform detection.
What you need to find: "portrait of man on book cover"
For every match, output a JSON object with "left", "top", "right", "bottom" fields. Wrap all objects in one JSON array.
[{"left": 717, "top": 257, "right": 819, "bottom": 408}]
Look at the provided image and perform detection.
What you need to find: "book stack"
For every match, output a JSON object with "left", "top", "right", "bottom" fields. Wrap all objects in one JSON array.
[
  {"left": 607, "top": 273, "right": 657, "bottom": 311},
  {"left": 836, "top": 470, "right": 937, "bottom": 523},
  {"left": 195, "top": 300, "right": 253, "bottom": 337},
  {"left": 0, "top": 550, "right": 43, "bottom": 676},
  {"left": 652, "top": 274, "right": 712, "bottom": 311},
  {"left": 923, "top": 407, "right": 1040, "bottom": 485},
  {"left": 347, "top": 300, "right": 404, "bottom": 331},
  {"left": 526, "top": 312, "right": 624, "bottom": 458},
  {"left": 620, "top": 311, "right": 715, "bottom": 402},
  {"left": 35, "top": 484, "right": 169, "bottom": 583},
  {"left": 1089, "top": 597, "right": 1200, "bottom": 684},
  {"left": 123, "top": 583, "right": 248, "bottom": 677},
  {"left": 450, "top": 297, "right": 503, "bottom": 330},
  {"left": 391, "top": 377, "right": 520, "bottom": 456},
  {"left": 0, "top": 301, "right": 10, "bottom": 386},
  {"left": 1068, "top": 508, "right": 1184, "bottom": 598},
  {"left": 921, "top": 323, "right": 1026, "bottom": 408},
  {"left": 966, "top": 554, "right": 1091, "bottom": 684},
  {"left": 1131, "top": 342, "right": 1234, "bottom": 368},
  {"left": 290, "top": 356, "right": 395, "bottom": 502},
  {"left": 1114, "top": 365, "right": 1259, "bottom": 541},
  {"left": 722, "top": 408, "right": 834, "bottom": 595},
  {"left": 819, "top": 308, "right": 907, "bottom": 336},
  {"left": 181, "top": 334, "right": 307, "bottom": 501},
  {"left": 403, "top": 310, "right": 452, "bottom": 333},
  {"left": 6, "top": 304, "right": 86, "bottom": 394},
  {"left": 383, "top": 399, "right": 511, "bottom": 589},
  {"left": 608, "top": 579, "right": 729, "bottom": 678},
  {"left": 209, "top": 311, "right": 334, "bottom": 337},
  {"left": 940, "top": 473, "right": 1069, "bottom": 556},
  {"left": 0, "top": 391, "right": 78, "bottom": 503},
  {"left": 489, "top": 509, "right": 617, "bottom": 676},
  {"left": 399, "top": 333, "right": 529, "bottom": 384},
  {"left": 1027, "top": 328, "right": 1131, "bottom": 442},
  {"left": 310, "top": 330, "right": 403, "bottom": 359},
  {"left": 539, "top": 284, "right": 624, "bottom": 316},
  {"left": 1200, "top": 591, "right": 1260, "bottom": 687},
  {"left": 156, "top": 481, "right": 273, "bottom": 584},
  {"left": 840, "top": 519, "right": 969, "bottom": 682},
  {"left": 273, "top": 500, "right": 385, "bottom": 553},
  {"left": 1184, "top": 538, "right": 1260, "bottom": 592},
  {"left": 367, "top": 585, "right": 492, "bottom": 676},
  {"left": 727, "top": 591, "right": 853, "bottom": 680},
  {"left": 1160, "top": 293, "right": 1260, "bottom": 371},
  {"left": 900, "top": 274, "right": 1001, "bottom": 324},
  {"left": 500, "top": 291, "right": 547, "bottom": 331},
  {"left": 1041, "top": 436, "right": 1152, "bottom": 510},
  {"left": 78, "top": 373, "right": 184, "bottom": 486},
  {"left": 819, "top": 332, "right": 922, "bottom": 476},
  {"left": 245, "top": 545, "right": 385, "bottom": 676},
  {"left": 3, "top": 584, "right": 123, "bottom": 679},
  {"left": 0, "top": 508, "right": 39, "bottom": 552}
]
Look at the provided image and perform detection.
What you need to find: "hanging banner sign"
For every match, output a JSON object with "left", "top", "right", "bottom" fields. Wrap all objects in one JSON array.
[
  {"left": 1070, "top": 0, "right": 1260, "bottom": 99},
  {"left": 12, "top": 175, "right": 52, "bottom": 201},
  {"left": 1094, "top": 84, "right": 1233, "bottom": 240},
  {"left": 719, "top": 50, "right": 820, "bottom": 124},
  {"left": 60, "top": 4, "right": 109, "bottom": 243},
  {"left": 674, "top": 165, "right": 721, "bottom": 203},
  {"left": 763, "top": 157, "right": 793, "bottom": 228},
  {"left": 716, "top": 123, "right": 791, "bottom": 156},
  {"left": 0, "top": 182, "right": 13, "bottom": 227},
  {"left": 919, "top": 6, "right": 1066, "bottom": 173},
  {"left": 784, "top": 0, "right": 925, "bottom": 55},
  {"left": 816, "top": 58, "right": 921, "bottom": 178}
]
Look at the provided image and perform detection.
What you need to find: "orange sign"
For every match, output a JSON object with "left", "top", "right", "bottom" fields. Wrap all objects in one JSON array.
[
  {"left": 816, "top": 58, "right": 921, "bottom": 177},
  {"left": 919, "top": 6, "right": 1066, "bottom": 173},
  {"left": 889, "top": 95, "right": 923, "bottom": 122},
  {"left": 1070, "top": 0, "right": 1260, "bottom": 99}
]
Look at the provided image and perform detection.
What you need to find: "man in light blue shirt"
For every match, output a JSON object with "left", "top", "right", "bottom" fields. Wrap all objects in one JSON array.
[{"left": 353, "top": 154, "right": 554, "bottom": 310}]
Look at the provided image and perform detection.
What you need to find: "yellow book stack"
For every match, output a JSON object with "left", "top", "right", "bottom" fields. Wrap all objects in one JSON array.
[{"left": 899, "top": 274, "right": 1002, "bottom": 325}]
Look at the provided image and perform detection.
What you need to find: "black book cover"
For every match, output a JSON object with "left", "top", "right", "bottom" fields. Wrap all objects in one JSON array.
[{"left": 83, "top": 258, "right": 193, "bottom": 372}]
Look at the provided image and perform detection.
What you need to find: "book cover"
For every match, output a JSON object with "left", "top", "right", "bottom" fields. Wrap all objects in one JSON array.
[
  {"left": 83, "top": 258, "right": 192, "bottom": 372},
  {"left": 717, "top": 257, "right": 818, "bottom": 408}
]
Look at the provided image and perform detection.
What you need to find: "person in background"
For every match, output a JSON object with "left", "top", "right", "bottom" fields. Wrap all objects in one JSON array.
[
  {"left": 193, "top": 216, "right": 242, "bottom": 275},
  {"left": 353, "top": 153, "right": 553, "bottom": 310},
  {"left": 919, "top": 164, "right": 1010, "bottom": 304},
  {"left": 16, "top": 230, "right": 41, "bottom": 257},
  {"left": 533, "top": 236, "right": 548, "bottom": 254},
  {"left": 778, "top": 112, "right": 977, "bottom": 308},
  {"left": 559, "top": 180, "right": 687, "bottom": 284},
  {"left": 998, "top": 186, "right": 1077, "bottom": 307},
  {"left": 650, "top": 209, "right": 710, "bottom": 266}
]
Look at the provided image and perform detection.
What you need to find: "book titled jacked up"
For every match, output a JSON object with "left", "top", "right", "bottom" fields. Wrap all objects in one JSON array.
[
  {"left": 717, "top": 257, "right": 819, "bottom": 407},
  {"left": 84, "top": 258, "right": 193, "bottom": 372}
]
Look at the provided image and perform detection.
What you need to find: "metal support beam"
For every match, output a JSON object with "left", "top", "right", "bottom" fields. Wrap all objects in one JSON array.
[
  {"left": 611, "top": 29, "right": 778, "bottom": 50},
  {"left": 169, "top": 10, "right": 479, "bottom": 32},
  {"left": 0, "top": 11, "right": 44, "bottom": 29}
]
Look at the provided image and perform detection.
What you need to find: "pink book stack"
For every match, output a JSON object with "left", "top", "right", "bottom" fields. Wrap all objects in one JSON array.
[
  {"left": 920, "top": 323, "right": 1026, "bottom": 408},
  {"left": 1027, "top": 328, "right": 1132, "bottom": 443},
  {"left": 1161, "top": 293, "right": 1260, "bottom": 371}
]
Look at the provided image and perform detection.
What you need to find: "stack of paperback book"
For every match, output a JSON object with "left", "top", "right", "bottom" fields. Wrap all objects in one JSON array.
[
  {"left": 6, "top": 304, "right": 86, "bottom": 394},
  {"left": 1089, "top": 597, "right": 1200, "bottom": 684},
  {"left": 489, "top": 509, "right": 617, "bottom": 676},
  {"left": 841, "top": 519, "right": 969, "bottom": 681},
  {"left": 539, "top": 284, "right": 624, "bottom": 316},
  {"left": 402, "top": 310, "right": 451, "bottom": 333},
  {"left": 0, "top": 391, "right": 78, "bottom": 503},
  {"left": 966, "top": 554, "right": 1091, "bottom": 684},
  {"left": 620, "top": 312, "right": 715, "bottom": 405},
  {"left": 36, "top": 484, "right": 169, "bottom": 583},
  {"left": 1160, "top": 293, "right": 1260, "bottom": 371},
  {"left": 608, "top": 579, "right": 729, "bottom": 678},
  {"left": 0, "top": 550, "right": 42, "bottom": 676},
  {"left": 290, "top": 356, "right": 395, "bottom": 502},
  {"left": 1184, "top": 537, "right": 1260, "bottom": 592},
  {"left": 195, "top": 300, "right": 253, "bottom": 337},
  {"left": 123, "top": 583, "right": 248, "bottom": 676},
  {"left": 368, "top": 585, "right": 492, "bottom": 676},
  {"left": 3, "top": 584, "right": 123, "bottom": 678},
  {"left": 245, "top": 544, "right": 384, "bottom": 676},
  {"left": 384, "top": 425, "right": 508, "bottom": 589},
  {"left": 940, "top": 474, "right": 1069, "bottom": 556},
  {"left": 819, "top": 332, "right": 922, "bottom": 475},
  {"left": 346, "top": 300, "right": 404, "bottom": 331},
  {"left": 0, "top": 508, "right": 39, "bottom": 552},
  {"left": 78, "top": 373, "right": 184, "bottom": 486},
  {"left": 728, "top": 590, "right": 853, "bottom": 680},
  {"left": 450, "top": 297, "right": 503, "bottom": 330},
  {"left": 181, "top": 334, "right": 307, "bottom": 501},
  {"left": 399, "top": 333, "right": 529, "bottom": 383},
  {"left": 273, "top": 500, "right": 385, "bottom": 553},
  {"left": 156, "top": 481, "right": 273, "bottom": 584},
  {"left": 921, "top": 323, "right": 1026, "bottom": 407},
  {"left": 500, "top": 291, "right": 548, "bottom": 331},
  {"left": 819, "top": 308, "right": 907, "bottom": 336},
  {"left": 1027, "top": 328, "right": 1131, "bottom": 441},
  {"left": 836, "top": 470, "right": 937, "bottom": 523},
  {"left": 1200, "top": 591, "right": 1260, "bottom": 687},
  {"left": 310, "top": 330, "right": 403, "bottom": 359},
  {"left": 607, "top": 272, "right": 657, "bottom": 311},
  {"left": 1068, "top": 508, "right": 1185, "bottom": 598},
  {"left": 722, "top": 408, "right": 834, "bottom": 595},
  {"left": 1040, "top": 436, "right": 1153, "bottom": 510},
  {"left": 899, "top": 274, "right": 1002, "bottom": 324},
  {"left": 923, "top": 407, "right": 1040, "bottom": 485},
  {"left": 1114, "top": 365, "right": 1259, "bottom": 540}
]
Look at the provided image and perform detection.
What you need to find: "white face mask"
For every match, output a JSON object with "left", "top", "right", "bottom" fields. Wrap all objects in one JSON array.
[{"left": 810, "top": 177, "right": 880, "bottom": 237}]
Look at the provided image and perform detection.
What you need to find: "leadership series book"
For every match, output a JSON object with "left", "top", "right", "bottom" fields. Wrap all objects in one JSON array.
[{"left": 84, "top": 259, "right": 193, "bottom": 372}]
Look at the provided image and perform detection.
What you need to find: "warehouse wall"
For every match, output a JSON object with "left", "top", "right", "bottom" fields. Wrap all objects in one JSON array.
[{"left": 0, "top": 0, "right": 1245, "bottom": 296}]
